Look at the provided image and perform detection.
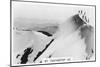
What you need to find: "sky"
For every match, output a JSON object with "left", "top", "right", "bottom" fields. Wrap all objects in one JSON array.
[{"left": 12, "top": 1, "right": 95, "bottom": 26}]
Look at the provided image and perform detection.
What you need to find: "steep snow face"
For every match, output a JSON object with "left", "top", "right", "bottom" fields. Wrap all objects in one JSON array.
[{"left": 34, "top": 22, "right": 87, "bottom": 63}]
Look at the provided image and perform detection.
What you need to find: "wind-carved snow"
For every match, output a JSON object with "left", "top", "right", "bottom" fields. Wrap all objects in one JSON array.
[
  {"left": 13, "top": 30, "right": 53, "bottom": 64},
  {"left": 51, "top": 30, "right": 87, "bottom": 60}
]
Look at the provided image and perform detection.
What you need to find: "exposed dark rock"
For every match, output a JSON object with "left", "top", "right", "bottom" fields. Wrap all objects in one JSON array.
[
  {"left": 72, "top": 14, "right": 86, "bottom": 29},
  {"left": 37, "top": 31, "right": 52, "bottom": 36},
  {"left": 20, "top": 47, "right": 33, "bottom": 64},
  {"left": 79, "top": 25, "right": 94, "bottom": 60},
  {"left": 33, "top": 39, "right": 54, "bottom": 62}
]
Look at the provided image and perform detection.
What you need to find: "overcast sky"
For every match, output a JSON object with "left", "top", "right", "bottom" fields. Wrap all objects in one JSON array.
[{"left": 12, "top": 1, "right": 95, "bottom": 26}]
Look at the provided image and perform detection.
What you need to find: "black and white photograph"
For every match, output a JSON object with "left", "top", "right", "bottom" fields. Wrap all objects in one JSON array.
[{"left": 11, "top": 0, "right": 96, "bottom": 66}]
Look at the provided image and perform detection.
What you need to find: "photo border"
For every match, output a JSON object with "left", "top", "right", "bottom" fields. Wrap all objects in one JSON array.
[{"left": 10, "top": 0, "right": 96, "bottom": 66}]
